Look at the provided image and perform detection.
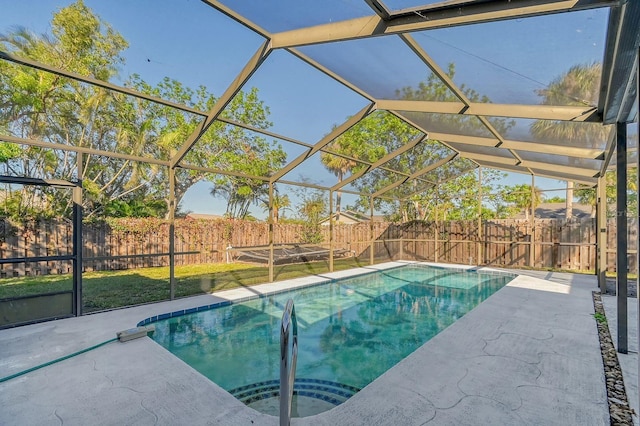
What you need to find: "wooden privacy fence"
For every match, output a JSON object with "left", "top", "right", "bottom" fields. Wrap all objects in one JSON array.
[{"left": 0, "top": 217, "right": 635, "bottom": 277}]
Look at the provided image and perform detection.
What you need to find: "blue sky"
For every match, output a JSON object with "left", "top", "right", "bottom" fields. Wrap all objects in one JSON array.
[{"left": 0, "top": 1, "right": 612, "bottom": 217}]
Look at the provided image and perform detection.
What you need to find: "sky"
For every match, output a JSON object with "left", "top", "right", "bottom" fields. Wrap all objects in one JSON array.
[{"left": 0, "top": 0, "right": 614, "bottom": 217}]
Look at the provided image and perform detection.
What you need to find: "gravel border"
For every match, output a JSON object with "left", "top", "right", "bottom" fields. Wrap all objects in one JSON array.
[{"left": 593, "top": 291, "right": 634, "bottom": 425}]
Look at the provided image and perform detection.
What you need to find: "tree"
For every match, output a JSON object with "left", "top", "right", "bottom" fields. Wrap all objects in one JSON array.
[
  {"left": 322, "top": 64, "right": 513, "bottom": 222},
  {"left": 122, "top": 77, "right": 284, "bottom": 219},
  {"left": 260, "top": 187, "right": 291, "bottom": 223},
  {"left": 501, "top": 184, "right": 544, "bottom": 220},
  {"left": 0, "top": 142, "right": 20, "bottom": 163},
  {"left": 545, "top": 196, "right": 566, "bottom": 203},
  {"left": 575, "top": 167, "right": 638, "bottom": 218},
  {"left": 292, "top": 184, "right": 328, "bottom": 244},
  {"left": 320, "top": 114, "right": 387, "bottom": 219},
  {"left": 0, "top": 1, "right": 286, "bottom": 220},
  {"left": 0, "top": 1, "right": 133, "bottom": 218},
  {"left": 530, "top": 63, "right": 609, "bottom": 219}
]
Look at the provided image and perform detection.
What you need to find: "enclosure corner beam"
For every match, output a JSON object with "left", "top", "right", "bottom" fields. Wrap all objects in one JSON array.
[
  {"left": 269, "top": 182, "right": 274, "bottom": 283},
  {"left": 616, "top": 121, "right": 628, "bottom": 354},
  {"left": 596, "top": 175, "right": 607, "bottom": 293},
  {"left": 636, "top": 48, "right": 640, "bottom": 414}
]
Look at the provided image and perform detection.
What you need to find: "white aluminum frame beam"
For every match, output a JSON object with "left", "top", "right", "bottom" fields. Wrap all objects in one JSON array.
[
  {"left": 377, "top": 99, "right": 600, "bottom": 122},
  {"left": 200, "top": 0, "right": 271, "bottom": 39},
  {"left": 270, "top": 104, "right": 375, "bottom": 183},
  {"left": 0, "top": 51, "right": 207, "bottom": 118},
  {"left": 270, "top": 0, "right": 614, "bottom": 48},
  {"left": 1, "top": 134, "right": 170, "bottom": 166},
  {"left": 459, "top": 152, "right": 599, "bottom": 178},
  {"left": 372, "top": 153, "right": 458, "bottom": 198},
  {"left": 401, "top": 166, "right": 479, "bottom": 200},
  {"left": 426, "top": 132, "right": 604, "bottom": 160},
  {"left": 331, "top": 134, "right": 426, "bottom": 191},
  {"left": 171, "top": 41, "right": 272, "bottom": 168}
]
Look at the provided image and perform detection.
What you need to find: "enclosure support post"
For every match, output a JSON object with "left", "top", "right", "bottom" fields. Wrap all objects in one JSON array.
[
  {"left": 72, "top": 153, "right": 83, "bottom": 316},
  {"left": 169, "top": 167, "right": 176, "bottom": 300},
  {"left": 616, "top": 121, "right": 628, "bottom": 354},
  {"left": 268, "top": 182, "right": 274, "bottom": 282},
  {"left": 434, "top": 194, "right": 439, "bottom": 263},
  {"left": 329, "top": 190, "right": 334, "bottom": 272},
  {"left": 370, "top": 196, "right": 374, "bottom": 266},
  {"left": 477, "top": 167, "right": 482, "bottom": 265},
  {"left": 636, "top": 47, "right": 639, "bottom": 415},
  {"left": 530, "top": 175, "right": 535, "bottom": 268},
  {"left": 596, "top": 175, "right": 607, "bottom": 293}
]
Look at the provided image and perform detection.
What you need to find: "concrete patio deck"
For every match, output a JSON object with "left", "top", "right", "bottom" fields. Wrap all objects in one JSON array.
[{"left": 0, "top": 263, "right": 613, "bottom": 425}]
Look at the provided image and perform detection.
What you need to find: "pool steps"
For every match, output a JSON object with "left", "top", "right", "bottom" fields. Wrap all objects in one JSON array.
[{"left": 229, "top": 378, "right": 361, "bottom": 407}]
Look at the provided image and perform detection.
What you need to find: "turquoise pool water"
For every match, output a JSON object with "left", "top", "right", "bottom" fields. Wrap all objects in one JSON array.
[{"left": 148, "top": 265, "right": 514, "bottom": 415}]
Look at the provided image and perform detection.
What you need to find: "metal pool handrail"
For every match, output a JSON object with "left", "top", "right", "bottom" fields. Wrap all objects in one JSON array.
[{"left": 280, "top": 299, "right": 298, "bottom": 426}]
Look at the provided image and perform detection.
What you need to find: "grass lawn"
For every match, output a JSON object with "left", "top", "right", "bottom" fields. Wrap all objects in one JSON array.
[{"left": 0, "top": 257, "right": 369, "bottom": 312}]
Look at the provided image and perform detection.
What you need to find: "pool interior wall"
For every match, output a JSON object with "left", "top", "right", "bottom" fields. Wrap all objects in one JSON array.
[
  {"left": 144, "top": 264, "right": 516, "bottom": 416},
  {"left": 0, "top": 262, "right": 610, "bottom": 425}
]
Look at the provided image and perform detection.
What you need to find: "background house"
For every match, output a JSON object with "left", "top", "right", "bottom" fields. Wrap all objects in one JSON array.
[
  {"left": 185, "top": 213, "right": 225, "bottom": 220},
  {"left": 514, "top": 202, "right": 593, "bottom": 220},
  {"left": 319, "top": 210, "right": 385, "bottom": 225}
]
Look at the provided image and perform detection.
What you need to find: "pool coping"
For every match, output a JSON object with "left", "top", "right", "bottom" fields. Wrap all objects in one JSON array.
[{"left": 0, "top": 262, "right": 609, "bottom": 425}]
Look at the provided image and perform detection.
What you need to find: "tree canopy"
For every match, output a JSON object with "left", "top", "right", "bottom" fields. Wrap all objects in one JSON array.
[
  {"left": 321, "top": 64, "right": 514, "bottom": 221},
  {"left": 0, "top": 0, "right": 285, "bottom": 220}
]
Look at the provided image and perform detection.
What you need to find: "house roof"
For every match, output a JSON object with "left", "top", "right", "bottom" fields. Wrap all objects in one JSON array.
[
  {"left": 185, "top": 213, "right": 225, "bottom": 220},
  {"left": 514, "top": 203, "right": 593, "bottom": 220},
  {"left": 320, "top": 210, "right": 385, "bottom": 224}
]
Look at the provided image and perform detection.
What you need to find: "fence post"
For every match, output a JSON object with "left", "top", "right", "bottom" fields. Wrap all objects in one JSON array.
[
  {"left": 399, "top": 222, "right": 404, "bottom": 260},
  {"left": 370, "top": 197, "right": 374, "bottom": 265},
  {"left": 434, "top": 200, "right": 439, "bottom": 263},
  {"left": 329, "top": 190, "right": 334, "bottom": 272}
]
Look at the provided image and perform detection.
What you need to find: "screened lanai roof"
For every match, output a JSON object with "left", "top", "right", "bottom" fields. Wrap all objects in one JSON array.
[{"left": 1, "top": 0, "right": 639, "bottom": 197}]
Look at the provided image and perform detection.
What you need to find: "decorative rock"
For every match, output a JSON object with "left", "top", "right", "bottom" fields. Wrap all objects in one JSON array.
[
  {"left": 609, "top": 397, "right": 628, "bottom": 406},
  {"left": 592, "top": 291, "right": 634, "bottom": 425}
]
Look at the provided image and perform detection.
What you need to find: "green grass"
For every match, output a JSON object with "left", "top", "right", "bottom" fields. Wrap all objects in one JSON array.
[
  {"left": 593, "top": 312, "right": 607, "bottom": 324},
  {"left": 0, "top": 257, "right": 368, "bottom": 313}
]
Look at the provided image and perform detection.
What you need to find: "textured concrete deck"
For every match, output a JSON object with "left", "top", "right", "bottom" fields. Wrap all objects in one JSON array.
[{"left": 0, "top": 264, "right": 609, "bottom": 425}]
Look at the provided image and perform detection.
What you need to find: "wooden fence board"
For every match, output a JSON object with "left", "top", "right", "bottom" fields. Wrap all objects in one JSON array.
[{"left": 0, "top": 217, "right": 634, "bottom": 277}]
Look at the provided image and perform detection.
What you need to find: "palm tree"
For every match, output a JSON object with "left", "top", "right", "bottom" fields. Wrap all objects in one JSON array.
[
  {"left": 503, "top": 184, "right": 543, "bottom": 220},
  {"left": 530, "top": 63, "right": 609, "bottom": 219},
  {"left": 320, "top": 151, "right": 357, "bottom": 221},
  {"left": 260, "top": 189, "right": 291, "bottom": 223}
]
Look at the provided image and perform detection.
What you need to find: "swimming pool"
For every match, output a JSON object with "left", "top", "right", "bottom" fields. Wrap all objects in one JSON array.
[{"left": 146, "top": 264, "right": 514, "bottom": 416}]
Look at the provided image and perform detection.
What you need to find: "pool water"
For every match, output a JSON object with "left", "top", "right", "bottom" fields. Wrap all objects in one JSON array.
[{"left": 148, "top": 265, "right": 514, "bottom": 416}]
